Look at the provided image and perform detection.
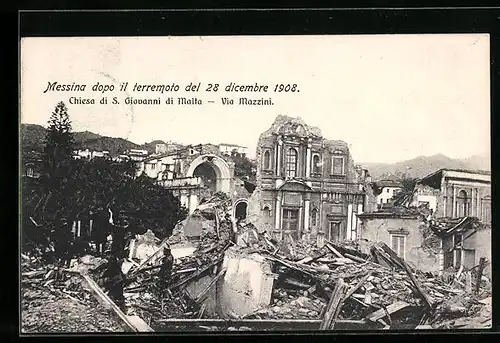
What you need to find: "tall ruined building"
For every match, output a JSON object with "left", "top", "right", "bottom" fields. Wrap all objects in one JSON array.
[{"left": 248, "top": 115, "right": 371, "bottom": 242}]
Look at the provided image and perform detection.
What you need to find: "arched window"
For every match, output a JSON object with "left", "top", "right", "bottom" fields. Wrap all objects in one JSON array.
[
  {"left": 312, "top": 154, "right": 321, "bottom": 174},
  {"left": 286, "top": 148, "right": 298, "bottom": 178},
  {"left": 263, "top": 205, "right": 272, "bottom": 217},
  {"left": 456, "top": 190, "right": 470, "bottom": 217},
  {"left": 263, "top": 150, "right": 271, "bottom": 170},
  {"left": 311, "top": 208, "right": 319, "bottom": 227}
]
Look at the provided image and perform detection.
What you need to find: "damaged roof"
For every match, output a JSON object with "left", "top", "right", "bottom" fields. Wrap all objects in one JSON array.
[
  {"left": 372, "top": 180, "right": 404, "bottom": 188},
  {"left": 429, "top": 216, "right": 489, "bottom": 236},
  {"left": 357, "top": 205, "right": 431, "bottom": 219}
]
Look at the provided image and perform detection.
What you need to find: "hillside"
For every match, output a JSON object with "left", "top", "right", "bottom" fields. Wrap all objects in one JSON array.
[
  {"left": 361, "top": 153, "right": 491, "bottom": 180},
  {"left": 21, "top": 123, "right": 47, "bottom": 152},
  {"left": 21, "top": 124, "right": 142, "bottom": 155},
  {"left": 21, "top": 124, "right": 490, "bottom": 177}
]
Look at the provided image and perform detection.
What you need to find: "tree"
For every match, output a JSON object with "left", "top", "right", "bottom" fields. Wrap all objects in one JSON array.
[
  {"left": 392, "top": 176, "right": 418, "bottom": 207},
  {"left": 231, "top": 154, "right": 256, "bottom": 181},
  {"left": 399, "top": 177, "right": 418, "bottom": 193},
  {"left": 22, "top": 103, "right": 187, "bottom": 256},
  {"left": 43, "top": 102, "right": 75, "bottom": 180}
]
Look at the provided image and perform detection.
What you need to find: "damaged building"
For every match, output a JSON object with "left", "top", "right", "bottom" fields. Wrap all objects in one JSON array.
[
  {"left": 430, "top": 217, "right": 491, "bottom": 277},
  {"left": 411, "top": 168, "right": 491, "bottom": 221},
  {"left": 137, "top": 144, "right": 254, "bottom": 216},
  {"left": 247, "top": 115, "right": 372, "bottom": 243},
  {"left": 357, "top": 167, "right": 491, "bottom": 278},
  {"left": 357, "top": 207, "right": 441, "bottom": 273},
  {"left": 371, "top": 179, "right": 404, "bottom": 208}
]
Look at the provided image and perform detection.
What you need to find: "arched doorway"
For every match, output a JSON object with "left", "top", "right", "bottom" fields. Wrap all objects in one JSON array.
[
  {"left": 186, "top": 154, "right": 232, "bottom": 193},
  {"left": 193, "top": 162, "right": 217, "bottom": 193},
  {"left": 235, "top": 201, "right": 248, "bottom": 220}
]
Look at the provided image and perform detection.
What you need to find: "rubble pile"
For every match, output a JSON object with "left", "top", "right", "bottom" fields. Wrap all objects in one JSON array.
[
  {"left": 121, "top": 193, "right": 236, "bottom": 328},
  {"left": 22, "top": 190, "right": 492, "bottom": 331},
  {"left": 21, "top": 253, "right": 126, "bottom": 332},
  {"left": 231, "top": 237, "right": 491, "bottom": 329}
]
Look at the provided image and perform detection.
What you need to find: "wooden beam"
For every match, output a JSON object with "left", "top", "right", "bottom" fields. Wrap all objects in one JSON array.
[
  {"left": 365, "top": 301, "right": 410, "bottom": 323},
  {"left": 400, "top": 259, "right": 433, "bottom": 310},
  {"left": 344, "top": 272, "right": 372, "bottom": 300},
  {"left": 81, "top": 274, "right": 141, "bottom": 332},
  {"left": 325, "top": 243, "right": 344, "bottom": 258},
  {"left": 320, "top": 278, "right": 346, "bottom": 330},
  {"left": 194, "top": 267, "right": 227, "bottom": 303}
]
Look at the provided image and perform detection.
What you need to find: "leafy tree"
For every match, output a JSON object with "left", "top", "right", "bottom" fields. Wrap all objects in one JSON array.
[
  {"left": 399, "top": 177, "right": 418, "bottom": 193},
  {"left": 391, "top": 176, "right": 418, "bottom": 207},
  {"left": 22, "top": 103, "right": 187, "bottom": 257},
  {"left": 231, "top": 154, "right": 256, "bottom": 181}
]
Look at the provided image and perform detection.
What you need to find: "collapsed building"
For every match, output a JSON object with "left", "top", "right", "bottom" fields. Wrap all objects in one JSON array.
[{"left": 22, "top": 191, "right": 492, "bottom": 332}]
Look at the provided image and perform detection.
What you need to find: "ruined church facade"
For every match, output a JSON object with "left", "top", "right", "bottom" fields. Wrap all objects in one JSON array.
[
  {"left": 248, "top": 115, "right": 372, "bottom": 242},
  {"left": 137, "top": 144, "right": 236, "bottom": 213}
]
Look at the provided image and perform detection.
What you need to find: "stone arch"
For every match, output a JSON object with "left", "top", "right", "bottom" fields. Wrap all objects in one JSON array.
[
  {"left": 278, "top": 180, "right": 312, "bottom": 192},
  {"left": 186, "top": 154, "right": 232, "bottom": 193},
  {"left": 233, "top": 198, "right": 249, "bottom": 220}
]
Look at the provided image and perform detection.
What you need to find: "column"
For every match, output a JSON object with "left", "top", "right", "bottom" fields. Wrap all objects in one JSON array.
[
  {"left": 471, "top": 188, "right": 475, "bottom": 217},
  {"left": 275, "top": 193, "right": 282, "bottom": 234},
  {"left": 305, "top": 141, "right": 312, "bottom": 178},
  {"left": 452, "top": 185, "right": 456, "bottom": 218},
  {"left": 276, "top": 139, "right": 282, "bottom": 177},
  {"left": 298, "top": 203, "right": 303, "bottom": 239},
  {"left": 351, "top": 209, "right": 357, "bottom": 241},
  {"left": 189, "top": 194, "right": 198, "bottom": 214},
  {"left": 355, "top": 203, "right": 363, "bottom": 240},
  {"left": 441, "top": 175, "right": 446, "bottom": 217},
  {"left": 477, "top": 190, "right": 481, "bottom": 220},
  {"left": 443, "top": 197, "right": 447, "bottom": 217},
  {"left": 346, "top": 203, "right": 353, "bottom": 240},
  {"left": 303, "top": 199, "right": 310, "bottom": 234}
]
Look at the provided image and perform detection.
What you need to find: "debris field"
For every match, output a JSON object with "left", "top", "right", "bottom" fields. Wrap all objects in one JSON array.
[{"left": 21, "top": 194, "right": 492, "bottom": 332}]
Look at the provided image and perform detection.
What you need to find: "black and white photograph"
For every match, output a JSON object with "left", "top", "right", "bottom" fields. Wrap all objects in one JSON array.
[{"left": 20, "top": 32, "right": 492, "bottom": 333}]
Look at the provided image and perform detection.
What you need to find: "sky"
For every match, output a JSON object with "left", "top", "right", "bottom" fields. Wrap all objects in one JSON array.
[{"left": 21, "top": 34, "right": 490, "bottom": 163}]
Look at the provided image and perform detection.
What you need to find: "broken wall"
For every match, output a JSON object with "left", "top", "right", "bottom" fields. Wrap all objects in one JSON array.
[
  {"left": 246, "top": 188, "right": 275, "bottom": 234},
  {"left": 474, "top": 228, "right": 491, "bottom": 278},
  {"left": 359, "top": 217, "right": 441, "bottom": 272},
  {"left": 185, "top": 274, "right": 218, "bottom": 315},
  {"left": 217, "top": 247, "right": 275, "bottom": 318}
]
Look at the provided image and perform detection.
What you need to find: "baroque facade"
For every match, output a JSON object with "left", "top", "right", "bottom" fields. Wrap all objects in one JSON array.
[{"left": 248, "top": 115, "right": 372, "bottom": 242}]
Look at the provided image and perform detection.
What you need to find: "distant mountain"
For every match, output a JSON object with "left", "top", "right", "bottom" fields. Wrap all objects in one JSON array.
[{"left": 362, "top": 153, "right": 491, "bottom": 180}]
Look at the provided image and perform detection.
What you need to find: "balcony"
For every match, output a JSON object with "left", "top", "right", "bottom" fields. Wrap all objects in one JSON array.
[{"left": 157, "top": 177, "right": 202, "bottom": 189}]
